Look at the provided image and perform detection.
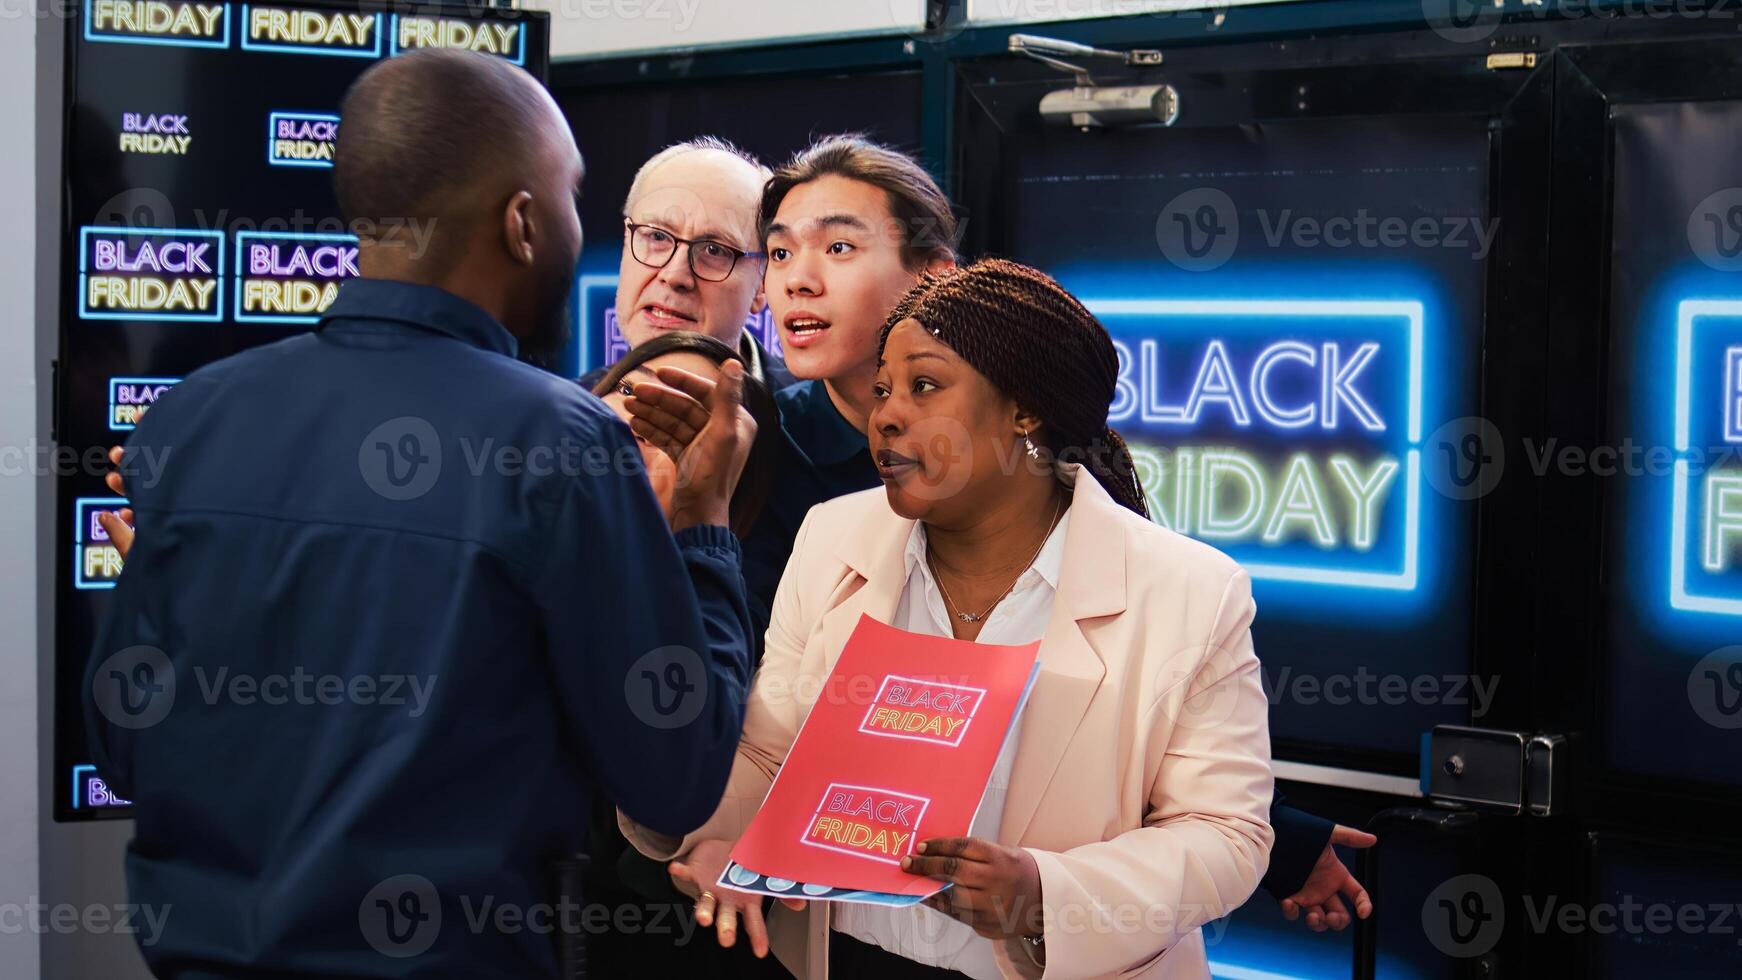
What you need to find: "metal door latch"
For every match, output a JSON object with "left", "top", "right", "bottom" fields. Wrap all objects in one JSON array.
[{"left": 1424, "top": 724, "right": 1567, "bottom": 815}]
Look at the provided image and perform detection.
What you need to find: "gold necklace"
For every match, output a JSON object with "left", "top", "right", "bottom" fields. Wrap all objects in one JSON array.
[{"left": 927, "top": 496, "right": 1063, "bottom": 624}]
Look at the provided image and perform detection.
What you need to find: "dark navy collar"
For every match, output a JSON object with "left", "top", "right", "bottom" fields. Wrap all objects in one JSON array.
[
  {"left": 777, "top": 379, "right": 865, "bottom": 467},
  {"left": 320, "top": 278, "right": 519, "bottom": 359}
]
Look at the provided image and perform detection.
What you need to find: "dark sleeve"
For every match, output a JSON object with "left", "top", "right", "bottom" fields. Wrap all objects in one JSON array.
[
  {"left": 84, "top": 441, "right": 162, "bottom": 803},
  {"left": 735, "top": 508, "right": 797, "bottom": 669},
  {"left": 534, "top": 417, "right": 754, "bottom": 839},
  {"left": 1260, "top": 798, "right": 1337, "bottom": 900},
  {"left": 85, "top": 559, "right": 142, "bottom": 802}
]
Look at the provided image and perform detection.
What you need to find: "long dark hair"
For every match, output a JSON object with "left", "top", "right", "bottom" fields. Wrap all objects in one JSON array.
[
  {"left": 877, "top": 258, "right": 1150, "bottom": 517},
  {"left": 589, "top": 332, "right": 780, "bottom": 537}
]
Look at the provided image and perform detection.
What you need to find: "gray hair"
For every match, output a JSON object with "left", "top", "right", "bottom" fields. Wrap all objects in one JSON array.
[{"left": 622, "top": 135, "right": 771, "bottom": 215}]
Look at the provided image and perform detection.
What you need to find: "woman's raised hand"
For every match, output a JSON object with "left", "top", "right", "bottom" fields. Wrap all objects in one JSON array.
[{"left": 668, "top": 837, "right": 805, "bottom": 960}]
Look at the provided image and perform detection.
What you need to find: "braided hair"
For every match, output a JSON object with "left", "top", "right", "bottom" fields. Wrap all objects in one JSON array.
[{"left": 877, "top": 258, "right": 1150, "bottom": 518}]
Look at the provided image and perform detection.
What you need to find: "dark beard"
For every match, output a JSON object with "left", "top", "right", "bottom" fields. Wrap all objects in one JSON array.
[{"left": 517, "top": 274, "right": 575, "bottom": 370}]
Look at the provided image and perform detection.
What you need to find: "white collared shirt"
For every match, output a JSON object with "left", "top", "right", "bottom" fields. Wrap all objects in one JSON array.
[{"left": 831, "top": 510, "right": 1070, "bottom": 978}]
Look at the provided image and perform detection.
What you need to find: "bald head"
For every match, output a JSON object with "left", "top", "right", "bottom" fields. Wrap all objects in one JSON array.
[
  {"left": 624, "top": 137, "right": 769, "bottom": 218},
  {"left": 335, "top": 49, "right": 576, "bottom": 260},
  {"left": 334, "top": 49, "right": 585, "bottom": 358}
]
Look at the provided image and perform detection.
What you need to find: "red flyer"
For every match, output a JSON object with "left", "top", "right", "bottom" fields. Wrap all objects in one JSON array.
[{"left": 724, "top": 614, "right": 1042, "bottom": 899}]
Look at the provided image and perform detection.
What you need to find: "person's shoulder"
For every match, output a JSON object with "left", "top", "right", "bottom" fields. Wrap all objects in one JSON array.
[
  {"left": 180, "top": 332, "right": 316, "bottom": 385},
  {"left": 502, "top": 365, "right": 622, "bottom": 442},
  {"left": 140, "top": 334, "right": 316, "bottom": 419},
  {"left": 773, "top": 377, "right": 820, "bottom": 412},
  {"left": 1119, "top": 505, "right": 1244, "bottom": 583},
  {"left": 803, "top": 484, "right": 892, "bottom": 530},
  {"left": 1093, "top": 495, "right": 1249, "bottom": 621},
  {"left": 784, "top": 486, "right": 894, "bottom": 563}
]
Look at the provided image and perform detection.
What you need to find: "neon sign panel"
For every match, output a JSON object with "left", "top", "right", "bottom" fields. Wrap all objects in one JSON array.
[
  {"left": 70, "top": 764, "right": 132, "bottom": 810},
  {"left": 80, "top": 226, "right": 224, "bottom": 323},
  {"left": 74, "top": 497, "right": 128, "bottom": 590},
  {"left": 119, "top": 112, "right": 190, "bottom": 155},
  {"left": 1670, "top": 301, "right": 1742, "bottom": 615},
  {"left": 240, "top": 4, "right": 380, "bottom": 57},
  {"left": 108, "top": 376, "right": 180, "bottom": 431},
  {"left": 575, "top": 271, "right": 783, "bottom": 373},
  {"left": 234, "top": 231, "right": 358, "bottom": 324},
  {"left": 389, "top": 14, "right": 524, "bottom": 64},
  {"left": 267, "top": 111, "right": 338, "bottom": 168},
  {"left": 85, "top": 0, "right": 228, "bottom": 48},
  {"left": 1086, "top": 299, "right": 1424, "bottom": 591}
]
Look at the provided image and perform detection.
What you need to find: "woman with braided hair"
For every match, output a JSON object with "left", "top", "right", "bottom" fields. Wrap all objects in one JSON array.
[
  {"left": 870, "top": 258, "right": 1152, "bottom": 521},
  {"left": 622, "top": 257, "right": 1277, "bottom": 979}
]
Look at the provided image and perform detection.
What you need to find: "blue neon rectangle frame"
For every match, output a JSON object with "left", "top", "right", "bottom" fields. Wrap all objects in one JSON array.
[
  {"left": 1669, "top": 299, "right": 1742, "bottom": 616},
  {"left": 83, "top": 0, "right": 232, "bottom": 48},
  {"left": 107, "top": 375, "right": 181, "bottom": 431},
  {"left": 265, "top": 110, "right": 340, "bottom": 169},
  {"left": 73, "top": 496, "right": 129, "bottom": 590},
  {"left": 387, "top": 13, "right": 526, "bottom": 66},
  {"left": 78, "top": 225, "right": 225, "bottom": 323},
  {"left": 1725, "top": 344, "right": 1741, "bottom": 444},
  {"left": 232, "top": 230, "right": 357, "bottom": 323},
  {"left": 237, "top": 4, "right": 382, "bottom": 57},
  {"left": 1083, "top": 298, "right": 1424, "bottom": 591},
  {"left": 70, "top": 764, "right": 131, "bottom": 809}
]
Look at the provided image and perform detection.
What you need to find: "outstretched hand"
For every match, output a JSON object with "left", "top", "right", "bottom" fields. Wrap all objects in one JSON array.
[
  {"left": 623, "top": 361, "right": 756, "bottom": 533},
  {"left": 98, "top": 445, "right": 135, "bottom": 559},
  {"left": 668, "top": 838, "right": 804, "bottom": 960},
  {"left": 1280, "top": 824, "right": 1376, "bottom": 932}
]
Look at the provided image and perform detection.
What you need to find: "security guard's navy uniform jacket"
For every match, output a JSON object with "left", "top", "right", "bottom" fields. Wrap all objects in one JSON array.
[{"left": 86, "top": 279, "right": 754, "bottom": 978}]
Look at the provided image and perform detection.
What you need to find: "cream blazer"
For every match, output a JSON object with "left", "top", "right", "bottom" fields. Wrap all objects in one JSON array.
[{"left": 624, "top": 465, "right": 1275, "bottom": 979}]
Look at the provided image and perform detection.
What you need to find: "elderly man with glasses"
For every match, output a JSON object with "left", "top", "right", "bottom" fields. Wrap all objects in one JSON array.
[{"left": 580, "top": 136, "right": 794, "bottom": 391}]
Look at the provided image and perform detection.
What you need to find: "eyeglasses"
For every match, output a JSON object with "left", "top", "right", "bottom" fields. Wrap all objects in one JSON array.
[{"left": 624, "top": 220, "right": 765, "bottom": 283}]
